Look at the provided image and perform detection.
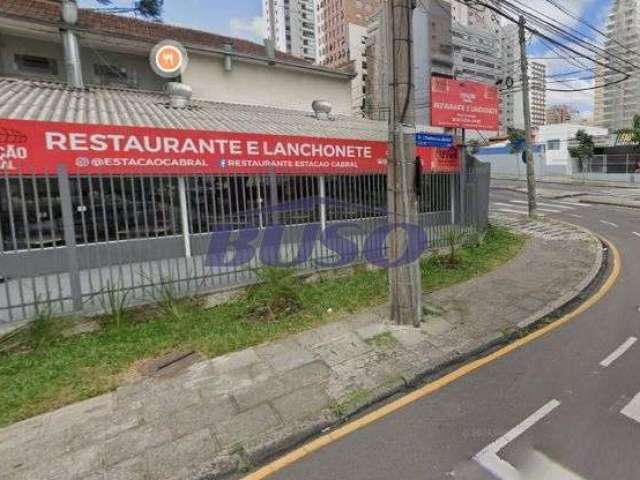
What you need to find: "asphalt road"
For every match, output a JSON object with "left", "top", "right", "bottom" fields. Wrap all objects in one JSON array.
[{"left": 265, "top": 181, "right": 640, "bottom": 480}]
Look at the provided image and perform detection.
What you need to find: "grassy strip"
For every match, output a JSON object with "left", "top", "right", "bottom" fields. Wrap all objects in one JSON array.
[{"left": 0, "top": 226, "right": 524, "bottom": 427}]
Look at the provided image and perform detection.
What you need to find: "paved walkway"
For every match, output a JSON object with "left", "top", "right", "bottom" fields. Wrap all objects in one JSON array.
[{"left": 0, "top": 217, "right": 603, "bottom": 480}]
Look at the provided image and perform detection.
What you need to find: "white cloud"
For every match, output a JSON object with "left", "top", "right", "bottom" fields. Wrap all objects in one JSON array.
[{"left": 228, "top": 16, "right": 266, "bottom": 43}]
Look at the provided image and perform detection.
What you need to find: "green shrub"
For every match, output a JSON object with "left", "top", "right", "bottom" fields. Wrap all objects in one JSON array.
[{"left": 245, "top": 267, "right": 302, "bottom": 321}]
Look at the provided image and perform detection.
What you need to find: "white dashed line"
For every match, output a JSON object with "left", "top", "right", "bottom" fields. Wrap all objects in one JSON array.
[
  {"left": 621, "top": 392, "right": 640, "bottom": 424},
  {"left": 633, "top": 232, "right": 640, "bottom": 238},
  {"left": 567, "top": 214, "right": 583, "bottom": 219},
  {"left": 600, "top": 337, "right": 637, "bottom": 367},
  {"left": 599, "top": 220, "right": 619, "bottom": 228},
  {"left": 474, "top": 399, "right": 561, "bottom": 480}
]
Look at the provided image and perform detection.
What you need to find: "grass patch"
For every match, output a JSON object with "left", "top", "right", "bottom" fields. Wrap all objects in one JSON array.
[{"left": 0, "top": 226, "right": 524, "bottom": 427}]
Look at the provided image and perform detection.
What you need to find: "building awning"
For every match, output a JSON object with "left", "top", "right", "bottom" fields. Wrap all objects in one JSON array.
[{"left": 0, "top": 78, "right": 390, "bottom": 176}]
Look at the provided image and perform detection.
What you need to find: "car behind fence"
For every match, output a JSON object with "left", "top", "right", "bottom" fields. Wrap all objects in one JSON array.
[{"left": 0, "top": 164, "right": 490, "bottom": 326}]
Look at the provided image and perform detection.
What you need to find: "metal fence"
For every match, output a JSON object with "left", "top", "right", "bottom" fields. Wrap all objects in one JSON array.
[{"left": 0, "top": 165, "right": 490, "bottom": 326}]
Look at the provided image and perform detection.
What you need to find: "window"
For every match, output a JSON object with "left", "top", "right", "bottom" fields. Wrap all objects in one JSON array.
[
  {"left": 94, "top": 64, "right": 133, "bottom": 87},
  {"left": 14, "top": 54, "right": 58, "bottom": 76},
  {"left": 547, "top": 139, "right": 561, "bottom": 151}
]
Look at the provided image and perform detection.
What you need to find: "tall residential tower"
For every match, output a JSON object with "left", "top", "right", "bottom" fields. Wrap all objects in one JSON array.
[
  {"left": 263, "top": 0, "right": 317, "bottom": 62},
  {"left": 593, "top": 0, "right": 639, "bottom": 131}
]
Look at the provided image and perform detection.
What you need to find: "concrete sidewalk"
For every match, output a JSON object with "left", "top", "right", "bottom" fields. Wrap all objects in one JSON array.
[{"left": 0, "top": 217, "right": 603, "bottom": 480}]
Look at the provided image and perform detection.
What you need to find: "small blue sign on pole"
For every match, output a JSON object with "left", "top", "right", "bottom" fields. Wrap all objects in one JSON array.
[{"left": 415, "top": 132, "right": 454, "bottom": 148}]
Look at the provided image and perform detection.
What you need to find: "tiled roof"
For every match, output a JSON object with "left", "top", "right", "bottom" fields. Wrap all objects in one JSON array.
[
  {"left": 0, "top": 77, "right": 387, "bottom": 141},
  {"left": 0, "top": 0, "right": 344, "bottom": 73}
]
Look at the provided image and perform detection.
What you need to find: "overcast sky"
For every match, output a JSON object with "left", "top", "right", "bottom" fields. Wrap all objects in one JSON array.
[{"left": 78, "top": 0, "right": 615, "bottom": 118}]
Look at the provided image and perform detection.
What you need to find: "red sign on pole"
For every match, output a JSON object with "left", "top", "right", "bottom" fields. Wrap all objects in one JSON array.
[
  {"left": 417, "top": 146, "right": 460, "bottom": 173},
  {"left": 430, "top": 77, "right": 499, "bottom": 131},
  {"left": 0, "top": 119, "right": 389, "bottom": 176}
]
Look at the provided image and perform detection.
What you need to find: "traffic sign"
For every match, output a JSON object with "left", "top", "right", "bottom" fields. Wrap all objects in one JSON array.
[{"left": 415, "top": 133, "right": 454, "bottom": 148}]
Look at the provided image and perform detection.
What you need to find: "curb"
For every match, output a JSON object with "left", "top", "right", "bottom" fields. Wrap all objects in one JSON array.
[
  {"left": 491, "top": 175, "right": 639, "bottom": 189},
  {"left": 202, "top": 221, "right": 610, "bottom": 480},
  {"left": 578, "top": 198, "right": 640, "bottom": 210}
]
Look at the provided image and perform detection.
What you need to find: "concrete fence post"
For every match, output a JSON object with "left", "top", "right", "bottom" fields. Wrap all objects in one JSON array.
[{"left": 57, "top": 165, "right": 83, "bottom": 312}]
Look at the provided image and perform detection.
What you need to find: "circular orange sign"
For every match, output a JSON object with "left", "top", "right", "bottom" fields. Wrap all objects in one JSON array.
[
  {"left": 150, "top": 40, "right": 188, "bottom": 78},
  {"left": 155, "top": 45, "right": 183, "bottom": 74}
]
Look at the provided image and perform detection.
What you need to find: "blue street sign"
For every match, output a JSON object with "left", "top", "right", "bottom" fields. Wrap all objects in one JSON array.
[{"left": 415, "top": 133, "right": 454, "bottom": 148}]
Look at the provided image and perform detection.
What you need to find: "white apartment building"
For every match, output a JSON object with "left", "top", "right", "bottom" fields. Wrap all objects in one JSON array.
[
  {"left": 500, "top": 24, "right": 546, "bottom": 131},
  {"left": 451, "top": 22, "right": 501, "bottom": 86},
  {"left": 450, "top": 0, "right": 501, "bottom": 34},
  {"left": 263, "top": 0, "right": 317, "bottom": 62},
  {"left": 593, "top": 0, "right": 639, "bottom": 131},
  {"left": 364, "top": 0, "right": 454, "bottom": 126}
]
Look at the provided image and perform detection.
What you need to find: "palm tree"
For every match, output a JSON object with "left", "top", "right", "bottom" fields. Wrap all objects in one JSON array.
[{"left": 94, "top": 0, "right": 164, "bottom": 19}]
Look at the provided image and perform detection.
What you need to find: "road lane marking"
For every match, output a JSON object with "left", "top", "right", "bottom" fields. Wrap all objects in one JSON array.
[
  {"left": 599, "top": 220, "right": 619, "bottom": 228},
  {"left": 243, "top": 238, "right": 621, "bottom": 480},
  {"left": 492, "top": 208, "right": 534, "bottom": 215},
  {"left": 568, "top": 214, "right": 583, "bottom": 219},
  {"left": 555, "top": 200, "right": 590, "bottom": 207},
  {"left": 474, "top": 399, "right": 561, "bottom": 480},
  {"left": 536, "top": 207, "right": 562, "bottom": 213},
  {"left": 633, "top": 232, "right": 640, "bottom": 238},
  {"left": 621, "top": 392, "right": 640, "bottom": 424},
  {"left": 599, "top": 337, "right": 637, "bottom": 367},
  {"left": 510, "top": 199, "right": 574, "bottom": 210}
]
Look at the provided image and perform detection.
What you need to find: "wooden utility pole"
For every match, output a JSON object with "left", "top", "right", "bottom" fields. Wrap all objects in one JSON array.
[
  {"left": 518, "top": 15, "right": 537, "bottom": 217},
  {"left": 386, "top": 0, "right": 421, "bottom": 326}
]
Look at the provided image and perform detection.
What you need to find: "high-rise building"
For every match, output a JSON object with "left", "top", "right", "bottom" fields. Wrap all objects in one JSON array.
[
  {"left": 316, "top": 0, "right": 381, "bottom": 113},
  {"left": 451, "top": 22, "right": 501, "bottom": 86},
  {"left": 450, "top": 0, "right": 501, "bottom": 34},
  {"left": 364, "top": 0, "right": 453, "bottom": 125},
  {"left": 593, "top": 0, "right": 639, "bottom": 131},
  {"left": 263, "top": 0, "right": 317, "bottom": 62},
  {"left": 500, "top": 23, "right": 546, "bottom": 131},
  {"left": 546, "top": 104, "right": 579, "bottom": 124}
]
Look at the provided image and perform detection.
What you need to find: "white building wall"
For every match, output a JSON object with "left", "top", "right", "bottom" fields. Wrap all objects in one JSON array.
[
  {"left": 184, "top": 53, "right": 352, "bottom": 114},
  {"left": 347, "top": 23, "right": 368, "bottom": 114},
  {"left": 537, "top": 124, "right": 608, "bottom": 167}
]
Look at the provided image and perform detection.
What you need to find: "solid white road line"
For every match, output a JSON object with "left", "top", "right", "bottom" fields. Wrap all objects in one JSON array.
[
  {"left": 474, "top": 399, "right": 561, "bottom": 480},
  {"left": 536, "top": 207, "right": 563, "bottom": 213},
  {"left": 554, "top": 200, "right": 590, "bottom": 207},
  {"left": 599, "top": 220, "right": 619, "bottom": 228},
  {"left": 493, "top": 208, "right": 536, "bottom": 216},
  {"left": 510, "top": 199, "right": 574, "bottom": 210},
  {"left": 621, "top": 392, "right": 640, "bottom": 424},
  {"left": 599, "top": 337, "right": 637, "bottom": 367}
]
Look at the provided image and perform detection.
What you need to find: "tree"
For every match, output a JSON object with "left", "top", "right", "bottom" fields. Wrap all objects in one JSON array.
[
  {"left": 568, "top": 129, "right": 595, "bottom": 173},
  {"left": 507, "top": 128, "right": 526, "bottom": 154},
  {"left": 631, "top": 114, "right": 640, "bottom": 148},
  {"left": 95, "top": 0, "right": 164, "bottom": 19}
]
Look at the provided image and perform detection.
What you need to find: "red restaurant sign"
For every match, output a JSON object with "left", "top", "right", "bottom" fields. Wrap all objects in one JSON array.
[
  {"left": 417, "top": 146, "right": 460, "bottom": 173},
  {"left": 0, "top": 118, "right": 459, "bottom": 175},
  {"left": 430, "top": 77, "right": 499, "bottom": 131}
]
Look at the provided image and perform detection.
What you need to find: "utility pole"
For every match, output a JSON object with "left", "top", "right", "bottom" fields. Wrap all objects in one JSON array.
[
  {"left": 518, "top": 15, "right": 537, "bottom": 217},
  {"left": 386, "top": 0, "right": 421, "bottom": 327}
]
